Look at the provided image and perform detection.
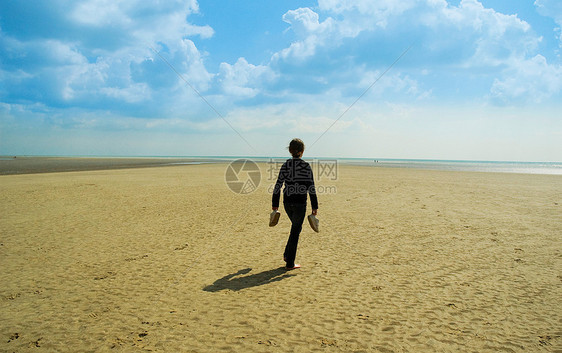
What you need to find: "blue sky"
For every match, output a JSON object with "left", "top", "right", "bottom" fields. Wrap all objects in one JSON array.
[{"left": 1, "top": 0, "right": 561, "bottom": 161}]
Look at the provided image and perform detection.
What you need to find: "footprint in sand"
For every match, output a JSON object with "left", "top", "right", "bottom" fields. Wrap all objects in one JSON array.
[
  {"left": 4, "top": 293, "right": 21, "bottom": 300},
  {"left": 174, "top": 244, "right": 189, "bottom": 251},
  {"left": 94, "top": 271, "right": 117, "bottom": 280},
  {"left": 125, "top": 254, "right": 148, "bottom": 262},
  {"left": 258, "top": 339, "right": 276, "bottom": 346},
  {"left": 320, "top": 338, "right": 338, "bottom": 347},
  {"left": 29, "top": 338, "right": 42, "bottom": 348},
  {"left": 538, "top": 335, "right": 556, "bottom": 346}
]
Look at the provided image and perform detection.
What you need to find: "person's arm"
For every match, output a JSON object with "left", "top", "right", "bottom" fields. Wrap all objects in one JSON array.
[
  {"left": 307, "top": 164, "right": 318, "bottom": 215},
  {"left": 272, "top": 163, "right": 286, "bottom": 210}
]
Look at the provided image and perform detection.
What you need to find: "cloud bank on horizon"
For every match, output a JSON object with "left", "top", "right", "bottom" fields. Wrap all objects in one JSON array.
[{"left": 1, "top": 0, "right": 561, "bottom": 160}]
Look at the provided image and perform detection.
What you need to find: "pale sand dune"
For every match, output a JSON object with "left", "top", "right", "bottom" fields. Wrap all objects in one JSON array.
[{"left": 1, "top": 164, "right": 561, "bottom": 352}]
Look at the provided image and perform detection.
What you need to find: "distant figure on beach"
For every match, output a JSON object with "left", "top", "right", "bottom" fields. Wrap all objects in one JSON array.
[{"left": 272, "top": 138, "right": 318, "bottom": 270}]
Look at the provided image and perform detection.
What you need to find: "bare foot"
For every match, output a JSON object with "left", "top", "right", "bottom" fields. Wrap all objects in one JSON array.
[{"left": 286, "top": 264, "right": 301, "bottom": 270}]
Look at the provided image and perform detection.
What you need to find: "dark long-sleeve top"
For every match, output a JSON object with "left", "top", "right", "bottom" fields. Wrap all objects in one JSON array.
[{"left": 272, "top": 158, "right": 318, "bottom": 209}]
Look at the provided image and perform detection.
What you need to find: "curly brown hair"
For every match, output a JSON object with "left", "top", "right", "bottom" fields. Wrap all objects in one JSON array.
[{"left": 288, "top": 138, "right": 305, "bottom": 158}]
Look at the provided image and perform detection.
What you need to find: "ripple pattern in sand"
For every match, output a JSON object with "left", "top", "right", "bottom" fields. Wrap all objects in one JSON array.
[{"left": 1, "top": 165, "right": 561, "bottom": 352}]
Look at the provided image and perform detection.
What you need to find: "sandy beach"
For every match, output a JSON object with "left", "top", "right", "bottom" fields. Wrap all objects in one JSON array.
[
  {"left": 0, "top": 157, "right": 225, "bottom": 175},
  {"left": 1, "top": 162, "right": 560, "bottom": 352}
]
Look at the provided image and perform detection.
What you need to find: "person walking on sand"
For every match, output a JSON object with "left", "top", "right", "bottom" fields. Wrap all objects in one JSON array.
[{"left": 272, "top": 138, "right": 318, "bottom": 270}]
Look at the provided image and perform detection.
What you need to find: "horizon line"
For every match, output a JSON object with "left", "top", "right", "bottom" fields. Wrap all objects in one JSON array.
[{"left": 1, "top": 154, "right": 560, "bottom": 164}]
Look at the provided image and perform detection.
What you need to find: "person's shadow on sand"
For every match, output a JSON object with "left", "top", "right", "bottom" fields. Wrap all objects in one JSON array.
[{"left": 203, "top": 267, "right": 295, "bottom": 292}]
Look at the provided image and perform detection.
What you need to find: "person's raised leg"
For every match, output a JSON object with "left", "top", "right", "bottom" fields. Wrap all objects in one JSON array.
[
  {"left": 284, "top": 203, "right": 306, "bottom": 268},
  {"left": 283, "top": 203, "right": 294, "bottom": 263}
]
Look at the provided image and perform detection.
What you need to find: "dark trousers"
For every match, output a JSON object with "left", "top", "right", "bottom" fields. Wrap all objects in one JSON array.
[{"left": 283, "top": 202, "right": 307, "bottom": 267}]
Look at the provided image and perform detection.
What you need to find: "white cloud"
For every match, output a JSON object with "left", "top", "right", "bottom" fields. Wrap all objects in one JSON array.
[
  {"left": 71, "top": 0, "right": 128, "bottom": 26},
  {"left": 70, "top": 0, "right": 213, "bottom": 42},
  {"left": 2, "top": 37, "right": 87, "bottom": 67},
  {"left": 100, "top": 84, "right": 150, "bottom": 103},
  {"left": 52, "top": 49, "right": 153, "bottom": 103},
  {"left": 316, "top": 0, "right": 538, "bottom": 66},
  {"left": 1, "top": 1, "right": 217, "bottom": 113},
  {"left": 2, "top": 0, "right": 561, "bottom": 160},
  {"left": 355, "top": 70, "right": 429, "bottom": 99},
  {"left": 534, "top": 0, "right": 562, "bottom": 20},
  {"left": 283, "top": 8, "right": 323, "bottom": 36},
  {"left": 60, "top": 63, "right": 105, "bottom": 100},
  {"left": 43, "top": 40, "right": 87, "bottom": 66},
  {"left": 439, "top": 0, "right": 536, "bottom": 66},
  {"left": 319, "top": 0, "right": 421, "bottom": 29},
  {"left": 535, "top": 0, "right": 562, "bottom": 45},
  {"left": 175, "top": 39, "right": 214, "bottom": 91},
  {"left": 490, "top": 54, "right": 562, "bottom": 103},
  {"left": 218, "top": 58, "right": 277, "bottom": 97},
  {"left": 272, "top": 8, "right": 337, "bottom": 61},
  {"left": 69, "top": 0, "right": 216, "bottom": 95},
  {"left": 271, "top": 0, "right": 560, "bottom": 103}
]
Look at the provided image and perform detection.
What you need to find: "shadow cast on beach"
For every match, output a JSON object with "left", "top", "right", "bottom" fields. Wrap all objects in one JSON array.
[{"left": 203, "top": 267, "right": 295, "bottom": 292}]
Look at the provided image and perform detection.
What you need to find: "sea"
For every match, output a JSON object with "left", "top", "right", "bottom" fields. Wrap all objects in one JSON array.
[
  {"left": 1, "top": 156, "right": 560, "bottom": 176},
  {"left": 336, "top": 158, "right": 562, "bottom": 175},
  {"left": 189, "top": 156, "right": 562, "bottom": 176}
]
